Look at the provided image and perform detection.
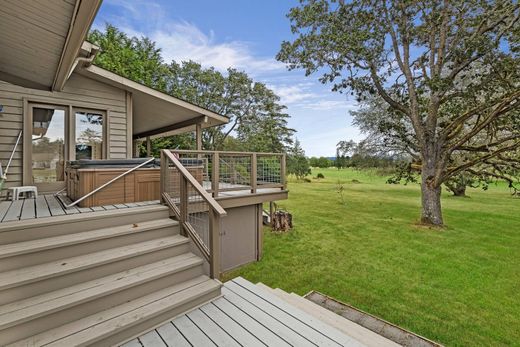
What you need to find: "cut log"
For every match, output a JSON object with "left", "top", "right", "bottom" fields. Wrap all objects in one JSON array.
[{"left": 271, "top": 211, "right": 292, "bottom": 232}]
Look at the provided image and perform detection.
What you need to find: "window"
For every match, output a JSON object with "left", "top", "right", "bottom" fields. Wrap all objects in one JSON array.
[
  {"left": 31, "top": 107, "right": 66, "bottom": 183},
  {"left": 75, "top": 110, "right": 105, "bottom": 160}
]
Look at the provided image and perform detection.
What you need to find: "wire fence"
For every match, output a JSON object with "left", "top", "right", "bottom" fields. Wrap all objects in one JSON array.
[{"left": 171, "top": 150, "right": 286, "bottom": 197}]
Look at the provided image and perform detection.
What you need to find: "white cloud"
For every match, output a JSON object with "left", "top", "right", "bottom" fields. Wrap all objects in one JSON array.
[
  {"left": 150, "top": 22, "right": 283, "bottom": 73},
  {"left": 268, "top": 83, "right": 317, "bottom": 104},
  {"left": 300, "top": 100, "right": 359, "bottom": 111},
  {"left": 95, "top": 1, "right": 283, "bottom": 75}
]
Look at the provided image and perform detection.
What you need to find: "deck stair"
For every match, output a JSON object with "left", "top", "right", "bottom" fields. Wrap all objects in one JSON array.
[
  {"left": 0, "top": 205, "right": 221, "bottom": 346},
  {"left": 256, "top": 283, "right": 401, "bottom": 347}
]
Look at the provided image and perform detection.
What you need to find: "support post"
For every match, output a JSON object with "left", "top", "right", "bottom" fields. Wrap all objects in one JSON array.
[
  {"left": 179, "top": 175, "right": 188, "bottom": 236},
  {"left": 251, "top": 153, "right": 257, "bottom": 193},
  {"left": 209, "top": 208, "right": 221, "bottom": 279},
  {"left": 269, "top": 201, "right": 275, "bottom": 225},
  {"left": 195, "top": 123, "right": 202, "bottom": 150},
  {"left": 132, "top": 140, "right": 137, "bottom": 158},
  {"left": 146, "top": 136, "right": 151, "bottom": 157},
  {"left": 160, "top": 150, "right": 167, "bottom": 203},
  {"left": 212, "top": 152, "right": 219, "bottom": 198},
  {"left": 281, "top": 154, "right": 287, "bottom": 189}
]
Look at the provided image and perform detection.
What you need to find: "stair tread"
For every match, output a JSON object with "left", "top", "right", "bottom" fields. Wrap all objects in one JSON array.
[
  {"left": 0, "top": 253, "right": 203, "bottom": 330},
  {"left": 0, "top": 219, "right": 178, "bottom": 259},
  {"left": 0, "top": 204, "right": 169, "bottom": 234},
  {"left": 0, "top": 235, "right": 189, "bottom": 291},
  {"left": 266, "top": 286, "right": 399, "bottom": 347},
  {"left": 9, "top": 276, "right": 221, "bottom": 347}
]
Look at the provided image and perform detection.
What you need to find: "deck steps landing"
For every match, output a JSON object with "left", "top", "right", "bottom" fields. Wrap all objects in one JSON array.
[
  {"left": 258, "top": 283, "right": 400, "bottom": 347},
  {"left": 0, "top": 209, "right": 222, "bottom": 346}
]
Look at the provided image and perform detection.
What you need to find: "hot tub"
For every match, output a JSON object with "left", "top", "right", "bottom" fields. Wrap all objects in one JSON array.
[{"left": 65, "top": 158, "right": 204, "bottom": 207}]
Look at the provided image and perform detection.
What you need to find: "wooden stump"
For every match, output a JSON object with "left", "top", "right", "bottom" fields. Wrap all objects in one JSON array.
[{"left": 271, "top": 211, "right": 292, "bottom": 232}]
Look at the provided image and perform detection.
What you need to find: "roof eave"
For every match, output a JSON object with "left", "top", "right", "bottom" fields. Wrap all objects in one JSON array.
[
  {"left": 52, "top": 0, "right": 102, "bottom": 91},
  {"left": 80, "top": 64, "right": 229, "bottom": 125}
]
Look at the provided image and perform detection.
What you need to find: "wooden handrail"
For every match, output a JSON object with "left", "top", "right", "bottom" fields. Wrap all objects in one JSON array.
[
  {"left": 161, "top": 149, "right": 226, "bottom": 279},
  {"left": 162, "top": 149, "right": 226, "bottom": 216}
]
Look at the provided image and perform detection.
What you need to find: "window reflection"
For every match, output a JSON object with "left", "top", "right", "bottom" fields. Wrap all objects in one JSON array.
[
  {"left": 32, "top": 108, "right": 65, "bottom": 183},
  {"left": 75, "top": 111, "right": 104, "bottom": 160}
]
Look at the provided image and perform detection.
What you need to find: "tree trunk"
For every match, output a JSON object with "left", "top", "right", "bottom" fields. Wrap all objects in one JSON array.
[
  {"left": 420, "top": 147, "right": 444, "bottom": 226},
  {"left": 421, "top": 182, "right": 443, "bottom": 225},
  {"left": 444, "top": 179, "right": 467, "bottom": 197},
  {"left": 451, "top": 184, "right": 466, "bottom": 197}
]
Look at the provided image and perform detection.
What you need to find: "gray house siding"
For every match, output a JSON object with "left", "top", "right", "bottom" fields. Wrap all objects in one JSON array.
[{"left": 0, "top": 72, "right": 130, "bottom": 189}]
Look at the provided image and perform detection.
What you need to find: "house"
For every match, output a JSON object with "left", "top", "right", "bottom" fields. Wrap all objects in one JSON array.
[{"left": 0, "top": 1, "right": 409, "bottom": 346}]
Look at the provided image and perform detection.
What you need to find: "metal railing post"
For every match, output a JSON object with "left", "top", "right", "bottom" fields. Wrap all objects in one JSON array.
[
  {"left": 212, "top": 152, "right": 219, "bottom": 198},
  {"left": 251, "top": 153, "right": 257, "bottom": 193},
  {"left": 179, "top": 175, "right": 188, "bottom": 237}
]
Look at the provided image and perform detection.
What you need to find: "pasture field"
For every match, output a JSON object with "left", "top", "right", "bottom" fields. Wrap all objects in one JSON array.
[{"left": 224, "top": 168, "right": 520, "bottom": 346}]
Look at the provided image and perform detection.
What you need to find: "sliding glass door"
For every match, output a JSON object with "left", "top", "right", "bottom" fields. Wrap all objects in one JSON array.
[
  {"left": 30, "top": 105, "right": 68, "bottom": 192},
  {"left": 26, "top": 104, "right": 107, "bottom": 192}
]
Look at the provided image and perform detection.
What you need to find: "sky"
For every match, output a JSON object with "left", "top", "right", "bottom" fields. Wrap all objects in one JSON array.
[{"left": 92, "top": 0, "right": 363, "bottom": 157}]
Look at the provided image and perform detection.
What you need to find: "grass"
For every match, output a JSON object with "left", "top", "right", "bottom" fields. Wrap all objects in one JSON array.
[{"left": 224, "top": 168, "right": 520, "bottom": 347}]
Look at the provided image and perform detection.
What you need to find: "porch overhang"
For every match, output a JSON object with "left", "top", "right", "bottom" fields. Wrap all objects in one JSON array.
[
  {"left": 0, "top": 0, "right": 101, "bottom": 91},
  {"left": 78, "top": 65, "right": 229, "bottom": 140}
]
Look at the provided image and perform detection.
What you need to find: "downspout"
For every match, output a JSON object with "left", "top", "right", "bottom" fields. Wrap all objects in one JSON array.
[{"left": 66, "top": 47, "right": 99, "bottom": 80}]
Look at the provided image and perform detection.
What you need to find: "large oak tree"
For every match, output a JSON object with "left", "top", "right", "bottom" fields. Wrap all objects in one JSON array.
[{"left": 277, "top": 0, "right": 520, "bottom": 226}]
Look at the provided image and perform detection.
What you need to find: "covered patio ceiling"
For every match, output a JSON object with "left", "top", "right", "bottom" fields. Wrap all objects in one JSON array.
[
  {"left": 79, "top": 64, "right": 229, "bottom": 140},
  {"left": 0, "top": 0, "right": 101, "bottom": 91}
]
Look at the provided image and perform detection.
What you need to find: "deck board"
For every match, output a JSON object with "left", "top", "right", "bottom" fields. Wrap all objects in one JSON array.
[
  {"left": 225, "top": 281, "right": 339, "bottom": 346},
  {"left": 199, "top": 302, "right": 264, "bottom": 347},
  {"left": 212, "top": 297, "right": 291, "bottom": 347},
  {"left": 185, "top": 308, "right": 241, "bottom": 347},
  {"left": 35, "top": 195, "right": 51, "bottom": 218},
  {"left": 172, "top": 315, "right": 216, "bottom": 346},
  {"left": 3, "top": 200, "right": 23, "bottom": 222},
  {"left": 130, "top": 278, "right": 366, "bottom": 347},
  {"left": 156, "top": 322, "right": 190, "bottom": 347},
  {"left": 222, "top": 287, "right": 315, "bottom": 347},
  {"left": 0, "top": 201, "right": 12, "bottom": 221},
  {"left": 59, "top": 196, "right": 81, "bottom": 215},
  {"left": 0, "top": 195, "right": 160, "bottom": 223},
  {"left": 20, "top": 198, "right": 36, "bottom": 220},
  {"left": 44, "top": 195, "right": 66, "bottom": 216},
  {"left": 120, "top": 339, "right": 142, "bottom": 347},
  {"left": 231, "top": 277, "right": 362, "bottom": 346},
  {"left": 138, "top": 330, "right": 166, "bottom": 347}
]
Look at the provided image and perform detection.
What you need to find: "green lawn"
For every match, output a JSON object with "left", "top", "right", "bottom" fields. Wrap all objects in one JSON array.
[{"left": 224, "top": 168, "right": 520, "bottom": 347}]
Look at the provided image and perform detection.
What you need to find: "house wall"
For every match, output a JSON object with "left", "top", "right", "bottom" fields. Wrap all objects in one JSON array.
[{"left": 0, "top": 72, "right": 131, "bottom": 189}]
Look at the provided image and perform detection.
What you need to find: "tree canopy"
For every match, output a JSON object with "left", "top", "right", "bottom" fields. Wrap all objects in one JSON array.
[
  {"left": 278, "top": 0, "right": 520, "bottom": 225},
  {"left": 88, "top": 25, "right": 295, "bottom": 153}
]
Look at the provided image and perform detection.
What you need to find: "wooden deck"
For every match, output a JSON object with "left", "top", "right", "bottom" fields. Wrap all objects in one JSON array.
[
  {"left": 0, "top": 195, "right": 160, "bottom": 223},
  {"left": 123, "top": 277, "right": 367, "bottom": 347}
]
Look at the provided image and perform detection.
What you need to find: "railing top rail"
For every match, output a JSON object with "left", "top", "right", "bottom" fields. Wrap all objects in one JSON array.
[
  {"left": 162, "top": 149, "right": 227, "bottom": 216},
  {"left": 171, "top": 149, "right": 284, "bottom": 156}
]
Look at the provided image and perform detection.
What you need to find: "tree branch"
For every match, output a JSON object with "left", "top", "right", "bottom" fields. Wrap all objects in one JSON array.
[{"left": 441, "top": 142, "right": 520, "bottom": 182}]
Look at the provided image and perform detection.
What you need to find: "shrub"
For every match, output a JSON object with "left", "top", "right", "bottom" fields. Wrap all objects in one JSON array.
[{"left": 316, "top": 173, "right": 325, "bottom": 179}]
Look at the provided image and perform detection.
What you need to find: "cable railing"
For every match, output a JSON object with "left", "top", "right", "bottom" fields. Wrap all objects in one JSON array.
[
  {"left": 171, "top": 150, "right": 286, "bottom": 198},
  {"left": 160, "top": 149, "right": 226, "bottom": 279}
]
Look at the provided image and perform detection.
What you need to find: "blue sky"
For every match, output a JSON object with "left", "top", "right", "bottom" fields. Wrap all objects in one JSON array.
[{"left": 93, "top": 0, "right": 363, "bottom": 157}]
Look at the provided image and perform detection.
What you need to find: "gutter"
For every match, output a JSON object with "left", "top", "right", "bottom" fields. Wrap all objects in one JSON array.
[{"left": 51, "top": 0, "right": 102, "bottom": 91}]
